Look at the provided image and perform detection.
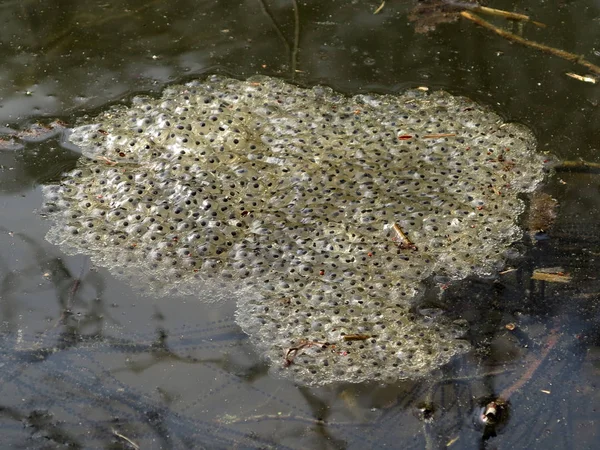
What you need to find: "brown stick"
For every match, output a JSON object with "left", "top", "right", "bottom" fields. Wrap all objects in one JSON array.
[
  {"left": 460, "top": 11, "right": 600, "bottom": 75},
  {"left": 499, "top": 326, "right": 560, "bottom": 400},
  {"left": 392, "top": 223, "right": 418, "bottom": 251},
  {"left": 473, "top": 6, "right": 545, "bottom": 28},
  {"left": 556, "top": 160, "right": 600, "bottom": 173}
]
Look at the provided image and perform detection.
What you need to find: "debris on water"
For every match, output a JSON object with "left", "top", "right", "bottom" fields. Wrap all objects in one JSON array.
[
  {"left": 408, "top": 0, "right": 469, "bottom": 34},
  {"left": 565, "top": 72, "right": 597, "bottom": 84},
  {"left": 481, "top": 399, "right": 506, "bottom": 426},
  {"left": 41, "top": 75, "right": 548, "bottom": 385},
  {"left": 392, "top": 223, "right": 418, "bottom": 251},
  {"left": 112, "top": 429, "right": 140, "bottom": 450},
  {"left": 460, "top": 10, "right": 600, "bottom": 76},
  {"left": 446, "top": 436, "right": 459, "bottom": 446},
  {"left": 408, "top": 1, "right": 543, "bottom": 35},
  {"left": 531, "top": 268, "right": 572, "bottom": 283},
  {"left": 526, "top": 191, "right": 557, "bottom": 239},
  {"left": 373, "top": 1, "right": 385, "bottom": 15}
]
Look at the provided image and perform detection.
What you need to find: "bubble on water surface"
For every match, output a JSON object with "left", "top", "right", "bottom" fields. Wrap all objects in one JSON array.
[{"left": 42, "top": 75, "right": 548, "bottom": 385}]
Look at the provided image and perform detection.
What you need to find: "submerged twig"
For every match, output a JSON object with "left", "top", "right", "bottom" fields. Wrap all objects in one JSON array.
[
  {"left": 408, "top": 1, "right": 544, "bottom": 33},
  {"left": 373, "top": 1, "right": 385, "bottom": 15},
  {"left": 256, "top": 0, "right": 300, "bottom": 78},
  {"left": 532, "top": 268, "right": 572, "bottom": 283},
  {"left": 478, "top": 324, "right": 561, "bottom": 427},
  {"left": 290, "top": 0, "right": 300, "bottom": 76},
  {"left": 499, "top": 325, "right": 560, "bottom": 400},
  {"left": 556, "top": 160, "right": 600, "bottom": 173},
  {"left": 112, "top": 429, "right": 140, "bottom": 449},
  {"left": 460, "top": 11, "right": 600, "bottom": 75},
  {"left": 257, "top": 0, "right": 291, "bottom": 58},
  {"left": 471, "top": 5, "right": 545, "bottom": 27}
]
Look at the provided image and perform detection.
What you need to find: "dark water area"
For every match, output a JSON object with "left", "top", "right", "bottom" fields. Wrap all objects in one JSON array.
[{"left": 0, "top": 1, "right": 599, "bottom": 448}]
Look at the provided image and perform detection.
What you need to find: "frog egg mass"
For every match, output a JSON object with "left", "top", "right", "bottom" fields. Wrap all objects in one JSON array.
[{"left": 42, "top": 75, "right": 547, "bottom": 385}]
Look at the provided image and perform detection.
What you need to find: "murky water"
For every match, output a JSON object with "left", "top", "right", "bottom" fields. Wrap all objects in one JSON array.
[{"left": 1, "top": 1, "right": 599, "bottom": 448}]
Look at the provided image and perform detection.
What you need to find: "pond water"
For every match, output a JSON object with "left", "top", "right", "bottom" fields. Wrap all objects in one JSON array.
[{"left": 0, "top": 0, "right": 599, "bottom": 448}]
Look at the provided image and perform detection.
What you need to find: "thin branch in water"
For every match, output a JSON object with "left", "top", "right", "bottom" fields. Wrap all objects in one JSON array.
[
  {"left": 290, "top": 0, "right": 300, "bottom": 77},
  {"left": 498, "top": 325, "right": 560, "bottom": 400},
  {"left": 556, "top": 160, "right": 600, "bottom": 173},
  {"left": 409, "top": 1, "right": 545, "bottom": 34},
  {"left": 565, "top": 72, "right": 597, "bottom": 84},
  {"left": 471, "top": 5, "right": 545, "bottom": 28},
  {"left": 460, "top": 11, "right": 600, "bottom": 75},
  {"left": 256, "top": 0, "right": 291, "bottom": 56},
  {"left": 374, "top": 1, "right": 385, "bottom": 15},
  {"left": 256, "top": 0, "right": 300, "bottom": 79},
  {"left": 112, "top": 429, "right": 140, "bottom": 449}
]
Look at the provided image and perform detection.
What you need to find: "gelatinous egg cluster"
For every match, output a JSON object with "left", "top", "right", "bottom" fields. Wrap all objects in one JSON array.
[{"left": 42, "top": 75, "right": 547, "bottom": 385}]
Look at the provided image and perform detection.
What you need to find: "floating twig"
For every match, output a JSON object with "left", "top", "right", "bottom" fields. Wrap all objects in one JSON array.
[
  {"left": 460, "top": 11, "right": 600, "bottom": 76},
  {"left": 392, "top": 223, "right": 418, "bottom": 251},
  {"left": 446, "top": 436, "right": 460, "bottom": 447},
  {"left": 499, "top": 325, "right": 560, "bottom": 400},
  {"left": 531, "top": 268, "right": 572, "bottom": 283},
  {"left": 472, "top": 5, "right": 545, "bottom": 28},
  {"left": 373, "top": 1, "right": 385, "bottom": 15},
  {"left": 565, "top": 72, "right": 597, "bottom": 84}
]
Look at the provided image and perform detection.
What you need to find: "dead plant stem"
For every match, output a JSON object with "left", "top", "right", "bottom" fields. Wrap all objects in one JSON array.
[{"left": 460, "top": 11, "right": 600, "bottom": 75}]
